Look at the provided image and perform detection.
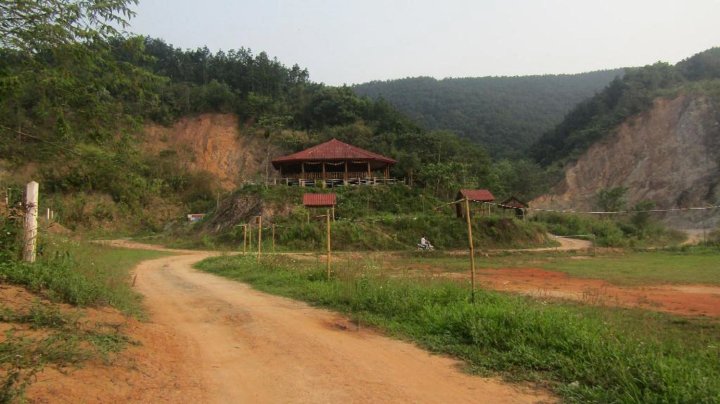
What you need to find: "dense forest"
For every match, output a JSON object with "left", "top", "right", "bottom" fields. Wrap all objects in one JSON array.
[
  {"left": 353, "top": 70, "right": 624, "bottom": 157},
  {"left": 0, "top": 3, "right": 515, "bottom": 230},
  {"left": 532, "top": 47, "right": 720, "bottom": 167}
]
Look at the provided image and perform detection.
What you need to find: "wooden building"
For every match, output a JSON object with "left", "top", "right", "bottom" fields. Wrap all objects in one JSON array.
[
  {"left": 500, "top": 196, "right": 529, "bottom": 219},
  {"left": 303, "top": 193, "right": 337, "bottom": 220},
  {"left": 272, "top": 139, "right": 397, "bottom": 186},
  {"left": 456, "top": 189, "right": 495, "bottom": 218}
]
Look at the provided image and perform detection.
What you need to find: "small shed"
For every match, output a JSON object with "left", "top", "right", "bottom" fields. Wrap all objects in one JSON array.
[
  {"left": 456, "top": 189, "right": 495, "bottom": 218},
  {"left": 500, "top": 196, "right": 529, "bottom": 220},
  {"left": 303, "top": 193, "right": 337, "bottom": 220},
  {"left": 187, "top": 213, "right": 206, "bottom": 223}
]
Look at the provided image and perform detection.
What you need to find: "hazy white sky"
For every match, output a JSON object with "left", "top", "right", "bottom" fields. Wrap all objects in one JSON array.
[{"left": 127, "top": 0, "right": 720, "bottom": 85}]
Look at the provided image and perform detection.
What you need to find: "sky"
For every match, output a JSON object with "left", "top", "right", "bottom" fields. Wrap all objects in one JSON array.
[{"left": 127, "top": 0, "right": 720, "bottom": 86}]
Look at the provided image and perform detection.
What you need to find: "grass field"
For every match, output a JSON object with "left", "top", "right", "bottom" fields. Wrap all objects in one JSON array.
[
  {"left": 197, "top": 253, "right": 720, "bottom": 403},
  {"left": 378, "top": 246, "right": 720, "bottom": 286}
]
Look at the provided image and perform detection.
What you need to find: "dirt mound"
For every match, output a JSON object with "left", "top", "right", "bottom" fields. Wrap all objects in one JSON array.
[
  {"left": 533, "top": 95, "right": 720, "bottom": 228},
  {"left": 142, "top": 114, "right": 281, "bottom": 190}
]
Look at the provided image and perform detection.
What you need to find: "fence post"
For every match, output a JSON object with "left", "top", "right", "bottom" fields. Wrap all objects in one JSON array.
[
  {"left": 257, "top": 216, "right": 262, "bottom": 259},
  {"left": 326, "top": 208, "right": 331, "bottom": 278},
  {"left": 242, "top": 224, "right": 248, "bottom": 254},
  {"left": 23, "top": 181, "right": 39, "bottom": 263},
  {"left": 464, "top": 198, "right": 476, "bottom": 303},
  {"left": 272, "top": 224, "right": 276, "bottom": 252}
]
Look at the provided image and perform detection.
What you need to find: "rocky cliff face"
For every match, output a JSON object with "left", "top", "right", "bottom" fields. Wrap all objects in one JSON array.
[
  {"left": 533, "top": 95, "right": 720, "bottom": 226},
  {"left": 143, "top": 114, "right": 279, "bottom": 190}
]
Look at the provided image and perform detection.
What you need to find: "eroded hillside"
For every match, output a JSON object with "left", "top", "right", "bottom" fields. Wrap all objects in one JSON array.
[
  {"left": 533, "top": 94, "right": 720, "bottom": 225},
  {"left": 143, "top": 114, "right": 279, "bottom": 190}
]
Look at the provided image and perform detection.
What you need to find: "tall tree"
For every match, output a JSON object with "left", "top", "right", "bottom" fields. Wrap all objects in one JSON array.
[{"left": 0, "top": 0, "right": 137, "bottom": 52}]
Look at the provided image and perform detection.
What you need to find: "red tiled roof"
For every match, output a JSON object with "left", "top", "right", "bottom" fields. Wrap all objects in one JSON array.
[
  {"left": 272, "top": 139, "right": 396, "bottom": 168},
  {"left": 459, "top": 189, "right": 495, "bottom": 202},
  {"left": 303, "top": 193, "right": 337, "bottom": 207}
]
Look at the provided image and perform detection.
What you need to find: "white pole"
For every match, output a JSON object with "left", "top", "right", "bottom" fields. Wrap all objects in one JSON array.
[{"left": 23, "top": 181, "right": 39, "bottom": 263}]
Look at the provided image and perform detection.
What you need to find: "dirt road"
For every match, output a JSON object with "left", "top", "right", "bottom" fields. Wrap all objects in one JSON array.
[{"left": 92, "top": 242, "right": 550, "bottom": 403}]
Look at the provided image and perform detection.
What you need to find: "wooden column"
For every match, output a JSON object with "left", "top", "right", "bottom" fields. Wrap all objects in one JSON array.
[
  {"left": 344, "top": 161, "right": 348, "bottom": 182},
  {"left": 326, "top": 208, "right": 331, "bottom": 278},
  {"left": 257, "top": 216, "right": 262, "bottom": 259},
  {"left": 464, "top": 198, "right": 476, "bottom": 303},
  {"left": 322, "top": 162, "right": 326, "bottom": 180},
  {"left": 23, "top": 181, "right": 39, "bottom": 263},
  {"left": 367, "top": 162, "right": 371, "bottom": 178}
]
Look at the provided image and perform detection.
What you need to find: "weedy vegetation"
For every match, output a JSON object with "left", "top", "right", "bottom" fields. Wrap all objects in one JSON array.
[{"left": 197, "top": 254, "right": 720, "bottom": 403}]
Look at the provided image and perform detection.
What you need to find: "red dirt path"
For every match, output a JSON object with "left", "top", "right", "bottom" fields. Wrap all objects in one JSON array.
[{"left": 459, "top": 268, "right": 720, "bottom": 317}]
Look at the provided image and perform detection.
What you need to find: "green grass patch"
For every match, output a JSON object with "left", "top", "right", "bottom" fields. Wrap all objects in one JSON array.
[
  {"left": 394, "top": 247, "right": 720, "bottom": 286},
  {"left": 0, "top": 237, "right": 170, "bottom": 316},
  {"left": 196, "top": 254, "right": 720, "bottom": 403}
]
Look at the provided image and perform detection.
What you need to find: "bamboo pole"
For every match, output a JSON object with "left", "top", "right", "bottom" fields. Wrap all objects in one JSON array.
[
  {"left": 241, "top": 224, "right": 248, "bottom": 254},
  {"left": 326, "top": 208, "right": 331, "bottom": 278},
  {"left": 464, "top": 198, "right": 476, "bottom": 303},
  {"left": 257, "top": 216, "right": 262, "bottom": 259},
  {"left": 23, "top": 181, "right": 39, "bottom": 263}
]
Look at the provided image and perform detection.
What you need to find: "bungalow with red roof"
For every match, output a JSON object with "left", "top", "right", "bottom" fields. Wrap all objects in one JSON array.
[{"left": 271, "top": 139, "right": 397, "bottom": 186}]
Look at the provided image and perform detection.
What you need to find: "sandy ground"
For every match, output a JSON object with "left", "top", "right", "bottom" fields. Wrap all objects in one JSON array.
[{"left": 27, "top": 241, "right": 552, "bottom": 403}]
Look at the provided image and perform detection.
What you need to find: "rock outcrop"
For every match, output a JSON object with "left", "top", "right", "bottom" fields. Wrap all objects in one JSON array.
[
  {"left": 143, "top": 114, "right": 279, "bottom": 190},
  {"left": 533, "top": 95, "right": 720, "bottom": 227}
]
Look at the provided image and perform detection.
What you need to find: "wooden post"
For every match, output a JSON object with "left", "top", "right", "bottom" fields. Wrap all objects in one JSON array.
[
  {"left": 23, "top": 181, "right": 39, "bottom": 263},
  {"left": 322, "top": 162, "right": 326, "bottom": 181},
  {"left": 257, "top": 216, "right": 262, "bottom": 259},
  {"left": 46, "top": 208, "right": 50, "bottom": 222},
  {"left": 464, "top": 198, "right": 476, "bottom": 303},
  {"left": 344, "top": 161, "right": 348, "bottom": 182},
  {"left": 242, "top": 224, "right": 248, "bottom": 254},
  {"left": 326, "top": 208, "right": 331, "bottom": 278},
  {"left": 331, "top": 206, "right": 335, "bottom": 221},
  {"left": 272, "top": 224, "right": 276, "bottom": 252}
]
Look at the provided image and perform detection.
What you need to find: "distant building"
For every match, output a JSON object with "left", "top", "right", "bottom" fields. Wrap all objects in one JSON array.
[
  {"left": 187, "top": 213, "right": 206, "bottom": 223},
  {"left": 302, "top": 193, "right": 337, "bottom": 220},
  {"left": 500, "top": 196, "right": 529, "bottom": 220},
  {"left": 272, "top": 139, "right": 397, "bottom": 186},
  {"left": 456, "top": 189, "right": 495, "bottom": 218}
]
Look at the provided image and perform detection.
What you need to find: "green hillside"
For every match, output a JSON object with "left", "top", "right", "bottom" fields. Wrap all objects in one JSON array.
[
  {"left": 532, "top": 48, "right": 720, "bottom": 167},
  {"left": 352, "top": 70, "right": 624, "bottom": 157}
]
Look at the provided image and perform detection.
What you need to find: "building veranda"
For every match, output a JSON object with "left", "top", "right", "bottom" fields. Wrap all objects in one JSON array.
[{"left": 271, "top": 139, "right": 398, "bottom": 187}]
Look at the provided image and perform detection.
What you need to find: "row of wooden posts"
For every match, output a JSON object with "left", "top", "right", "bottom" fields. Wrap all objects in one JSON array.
[
  {"left": 240, "top": 208, "right": 333, "bottom": 278},
  {"left": 242, "top": 200, "right": 477, "bottom": 301}
]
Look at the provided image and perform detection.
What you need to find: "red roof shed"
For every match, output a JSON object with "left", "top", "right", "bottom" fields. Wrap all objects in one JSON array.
[
  {"left": 458, "top": 189, "right": 495, "bottom": 202},
  {"left": 303, "top": 193, "right": 337, "bottom": 208},
  {"left": 456, "top": 189, "right": 495, "bottom": 218}
]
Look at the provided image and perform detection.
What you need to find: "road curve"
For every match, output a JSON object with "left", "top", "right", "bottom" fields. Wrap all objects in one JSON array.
[{"left": 122, "top": 242, "right": 551, "bottom": 403}]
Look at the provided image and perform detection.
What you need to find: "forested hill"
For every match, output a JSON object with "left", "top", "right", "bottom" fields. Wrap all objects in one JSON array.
[
  {"left": 532, "top": 47, "right": 720, "bottom": 167},
  {"left": 352, "top": 70, "right": 624, "bottom": 157}
]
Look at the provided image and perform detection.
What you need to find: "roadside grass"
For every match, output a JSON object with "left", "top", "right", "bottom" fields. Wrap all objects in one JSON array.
[
  {"left": 0, "top": 237, "right": 170, "bottom": 317},
  {"left": 0, "top": 236, "right": 169, "bottom": 400},
  {"left": 196, "top": 254, "right": 720, "bottom": 403},
  {"left": 389, "top": 247, "right": 720, "bottom": 286}
]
